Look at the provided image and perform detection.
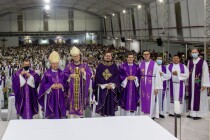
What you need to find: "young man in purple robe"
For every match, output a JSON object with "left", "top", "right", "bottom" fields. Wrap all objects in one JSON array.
[
  {"left": 139, "top": 50, "right": 163, "bottom": 119},
  {"left": 167, "top": 55, "right": 189, "bottom": 117},
  {"left": 38, "top": 51, "right": 66, "bottom": 119},
  {"left": 187, "top": 49, "right": 210, "bottom": 120},
  {"left": 12, "top": 59, "right": 40, "bottom": 119},
  {"left": 119, "top": 52, "right": 140, "bottom": 116},
  {"left": 64, "top": 47, "right": 92, "bottom": 118},
  {"left": 94, "top": 51, "right": 120, "bottom": 116}
]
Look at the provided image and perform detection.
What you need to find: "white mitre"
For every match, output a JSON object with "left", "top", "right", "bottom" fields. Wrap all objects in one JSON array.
[
  {"left": 70, "top": 46, "right": 80, "bottom": 56},
  {"left": 48, "top": 51, "right": 60, "bottom": 63}
]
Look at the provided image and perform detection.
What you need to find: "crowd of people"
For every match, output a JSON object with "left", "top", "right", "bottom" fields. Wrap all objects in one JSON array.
[{"left": 0, "top": 44, "right": 209, "bottom": 120}]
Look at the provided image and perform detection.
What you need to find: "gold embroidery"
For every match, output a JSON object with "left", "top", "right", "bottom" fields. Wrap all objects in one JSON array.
[
  {"left": 73, "top": 67, "right": 80, "bottom": 110},
  {"left": 102, "top": 69, "right": 112, "bottom": 80}
]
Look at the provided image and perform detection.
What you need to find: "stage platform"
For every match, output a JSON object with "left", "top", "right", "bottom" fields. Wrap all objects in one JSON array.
[{"left": 2, "top": 116, "right": 177, "bottom": 140}]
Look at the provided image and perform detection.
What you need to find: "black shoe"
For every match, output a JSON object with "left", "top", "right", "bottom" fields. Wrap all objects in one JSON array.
[
  {"left": 169, "top": 114, "right": 174, "bottom": 117},
  {"left": 187, "top": 115, "right": 192, "bottom": 118},
  {"left": 159, "top": 114, "right": 165, "bottom": 118},
  {"left": 177, "top": 114, "right": 181, "bottom": 118},
  {"left": 152, "top": 117, "right": 155, "bottom": 120},
  {"left": 193, "top": 117, "right": 201, "bottom": 120}
]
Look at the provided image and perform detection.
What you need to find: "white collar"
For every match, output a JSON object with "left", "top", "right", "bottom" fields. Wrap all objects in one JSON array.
[{"left": 51, "top": 69, "right": 58, "bottom": 72}]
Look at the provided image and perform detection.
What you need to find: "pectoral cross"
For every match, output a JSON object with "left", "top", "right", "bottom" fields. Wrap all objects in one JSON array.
[{"left": 102, "top": 69, "right": 112, "bottom": 80}]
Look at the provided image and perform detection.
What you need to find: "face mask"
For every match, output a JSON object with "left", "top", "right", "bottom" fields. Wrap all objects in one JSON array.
[
  {"left": 191, "top": 53, "right": 198, "bottom": 59},
  {"left": 23, "top": 66, "right": 30, "bottom": 71},
  {"left": 156, "top": 60, "right": 163, "bottom": 65}
]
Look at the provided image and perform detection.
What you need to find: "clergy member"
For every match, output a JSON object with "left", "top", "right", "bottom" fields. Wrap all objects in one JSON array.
[
  {"left": 12, "top": 59, "right": 40, "bottom": 119},
  {"left": 139, "top": 50, "right": 163, "bottom": 119},
  {"left": 156, "top": 56, "right": 171, "bottom": 118},
  {"left": 38, "top": 51, "right": 66, "bottom": 119},
  {"left": 94, "top": 51, "right": 120, "bottom": 116},
  {"left": 64, "top": 46, "right": 92, "bottom": 118},
  {"left": 187, "top": 49, "right": 210, "bottom": 120},
  {"left": 167, "top": 55, "right": 189, "bottom": 116},
  {"left": 119, "top": 52, "right": 140, "bottom": 116}
]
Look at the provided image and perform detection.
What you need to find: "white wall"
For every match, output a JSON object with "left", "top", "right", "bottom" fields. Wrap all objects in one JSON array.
[
  {"left": 74, "top": 11, "right": 101, "bottom": 31},
  {"left": 49, "top": 8, "right": 69, "bottom": 31},
  {"left": 25, "top": 9, "right": 43, "bottom": 31},
  {"left": 0, "top": 8, "right": 102, "bottom": 32}
]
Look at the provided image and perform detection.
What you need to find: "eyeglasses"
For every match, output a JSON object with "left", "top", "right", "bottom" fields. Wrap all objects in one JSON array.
[{"left": 143, "top": 54, "right": 150, "bottom": 55}]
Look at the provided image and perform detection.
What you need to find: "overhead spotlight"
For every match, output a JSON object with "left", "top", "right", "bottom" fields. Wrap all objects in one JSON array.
[
  {"left": 138, "top": 5, "right": 142, "bottom": 9},
  {"left": 123, "top": 10, "right": 126, "bottom": 13},
  {"left": 158, "top": 0, "right": 164, "bottom": 3},
  {"left": 112, "top": 13, "right": 115, "bottom": 16},
  {"left": 44, "top": 0, "right": 50, "bottom": 3},
  {"left": 104, "top": 16, "right": 106, "bottom": 18},
  {"left": 45, "top": 5, "right": 50, "bottom": 10}
]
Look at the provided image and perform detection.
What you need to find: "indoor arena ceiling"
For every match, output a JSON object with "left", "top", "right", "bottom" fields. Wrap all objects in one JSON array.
[{"left": 0, "top": 0, "right": 156, "bottom": 17}]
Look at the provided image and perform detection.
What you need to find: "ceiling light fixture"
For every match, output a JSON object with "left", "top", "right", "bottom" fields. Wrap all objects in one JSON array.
[
  {"left": 45, "top": 5, "right": 50, "bottom": 10},
  {"left": 44, "top": 0, "right": 50, "bottom": 3},
  {"left": 138, "top": 5, "right": 142, "bottom": 9},
  {"left": 112, "top": 13, "right": 115, "bottom": 16},
  {"left": 123, "top": 10, "right": 126, "bottom": 13},
  {"left": 158, "top": 0, "right": 164, "bottom": 3}
]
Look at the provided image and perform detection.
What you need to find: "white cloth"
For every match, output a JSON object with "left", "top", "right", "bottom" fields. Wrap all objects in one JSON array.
[
  {"left": 157, "top": 65, "right": 171, "bottom": 116},
  {"left": 7, "top": 96, "right": 18, "bottom": 121},
  {"left": 167, "top": 63, "right": 189, "bottom": 115},
  {"left": 99, "top": 83, "right": 115, "bottom": 89},
  {"left": 2, "top": 116, "right": 178, "bottom": 140},
  {"left": 19, "top": 75, "right": 35, "bottom": 88},
  {"left": 187, "top": 58, "right": 210, "bottom": 117},
  {"left": 139, "top": 61, "right": 163, "bottom": 118}
]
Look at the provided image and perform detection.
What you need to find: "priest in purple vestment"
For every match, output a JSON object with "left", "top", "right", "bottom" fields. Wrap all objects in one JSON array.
[
  {"left": 187, "top": 49, "right": 210, "bottom": 120},
  {"left": 119, "top": 52, "right": 140, "bottom": 116},
  {"left": 94, "top": 51, "right": 120, "bottom": 116},
  {"left": 12, "top": 59, "right": 41, "bottom": 119},
  {"left": 38, "top": 51, "right": 66, "bottom": 119},
  {"left": 64, "top": 46, "right": 92, "bottom": 118},
  {"left": 139, "top": 50, "right": 163, "bottom": 119},
  {"left": 167, "top": 55, "right": 189, "bottom": 117}
]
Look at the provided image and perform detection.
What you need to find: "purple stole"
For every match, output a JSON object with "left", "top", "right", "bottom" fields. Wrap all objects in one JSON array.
[
  {"left": 188, "top": 59, "right": 203, "bottom": 111},
  {"left": 140, "top": 60, "right": 155, "bottom": 114},
  {"left": 168, "top": 63, "right": 185, "bottom": 104},
  {"left": 161, "top": 65, "right": 167, "bottom": 110}
]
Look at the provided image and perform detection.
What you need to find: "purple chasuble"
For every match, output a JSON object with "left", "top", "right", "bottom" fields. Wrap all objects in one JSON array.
[
  {"left": 12, "top": 69, "right": 40, "bottom": 119},
  {"left": 119, "top": 62, "right": 140, "bottom": 111},
  {"left": 188, "top": 59, "right": 203, "bottom": 111},
  {"left": 63, "top": 62, "right": 92, "bottom": 116},
  {"left": 139, "top": 60, "right": 155, "bottom": 114},
  {"left": 94, "top": 62, "right": 120, "bottom": 116},
  {"left": 38, "top": 69, "right": 66, "bottom": 119},
  {"left": 168, "top": 63, "right": 185, "bottom": 104}
]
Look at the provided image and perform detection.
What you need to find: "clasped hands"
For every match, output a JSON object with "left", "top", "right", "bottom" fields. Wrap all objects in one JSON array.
[
  {"left": 21, "top": 71, "right": 30, "bottom": 77},
  {"left": 51, "top": 83, "right": 63, "bottom": 89},
  {"left": 172, "top": 71, "right": 178, "bottom": 76},
  {"left": 127, "top": 76, "right": 136, "bottom": 81}
]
